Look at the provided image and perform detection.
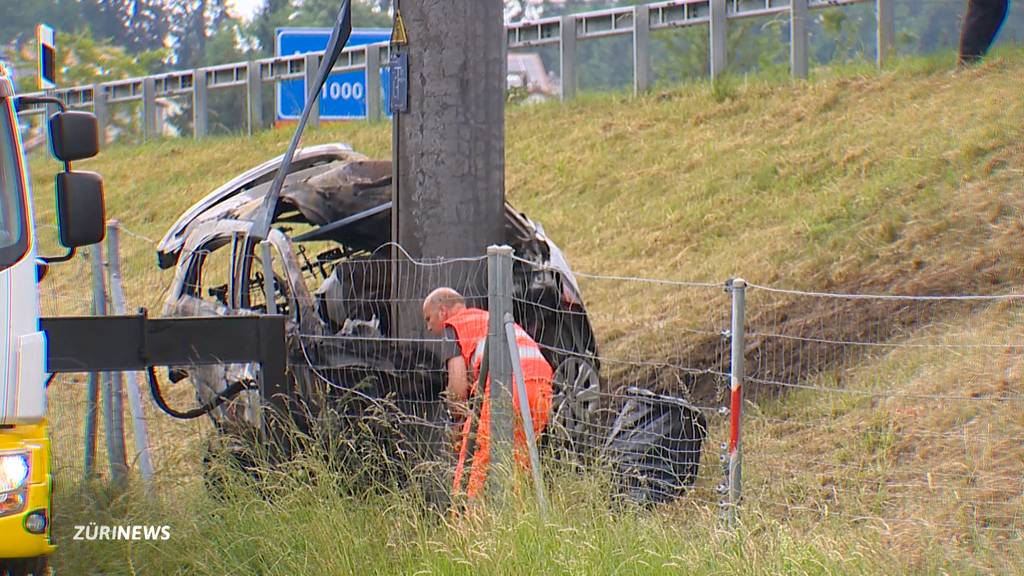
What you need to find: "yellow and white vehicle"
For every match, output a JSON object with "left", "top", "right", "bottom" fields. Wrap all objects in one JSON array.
[{"left": 0, "top": 59, "right": 106, "bottom": 575}]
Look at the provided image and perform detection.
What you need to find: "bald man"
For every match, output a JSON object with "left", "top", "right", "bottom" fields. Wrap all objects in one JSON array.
[{"left": 423, "top": 287, "right": 553, "bottom": 500}]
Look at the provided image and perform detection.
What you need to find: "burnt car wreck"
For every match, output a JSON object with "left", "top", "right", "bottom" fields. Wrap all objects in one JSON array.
[{"left": 157, "top": 144, "right": 706, "bottom": 505}]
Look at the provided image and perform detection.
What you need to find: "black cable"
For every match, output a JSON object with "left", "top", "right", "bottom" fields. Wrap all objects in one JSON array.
[{"left": 145, "top": 366, "right": 255, "bottom": 420}]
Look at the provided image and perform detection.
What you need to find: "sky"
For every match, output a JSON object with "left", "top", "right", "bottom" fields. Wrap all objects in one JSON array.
[{"left": 226, "top": 0, "right": 264, "bottom": 22}]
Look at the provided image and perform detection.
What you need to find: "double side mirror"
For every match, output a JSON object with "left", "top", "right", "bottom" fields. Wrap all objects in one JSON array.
[
  {"left": 48, "top": 111, "right": 99, "bottom": 162},
  {"left": 56, "top": 171, "right": 105, "bottom": 248}
]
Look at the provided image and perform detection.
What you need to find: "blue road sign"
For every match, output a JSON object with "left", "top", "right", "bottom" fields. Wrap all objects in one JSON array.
[{"left": 275, "top": 28, "right": 391, "bottom": 121}]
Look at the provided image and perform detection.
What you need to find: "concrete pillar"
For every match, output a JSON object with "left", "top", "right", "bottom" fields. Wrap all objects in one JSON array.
[
  {"left": 365, "top": 44, "right": 381, "bottom": 122},
  {"left": 304, "top": 53, "right": 321, "bottom": 129},
  {"left": 559, "top": 15, "right": 577, "bottom": 100},
  {"left": 247, "top": 61, "right": 263, "bottom": 135},
  {"left": 193, "top": 69, "right": 208, "bottom": 139},
  {"left": 391, "top": 0, "right": 506, "bottom": 338},
  {"left": 876, "top": 0, "right": 895, "bottom": 68},
  {"left": 791, "top": 0, "right": 809, "bottom": 79},
  {"left": 92, "top": 84, "right": 108, "bottom": 146},
  {"left": 709, "top": 0, "right": 728, "bottom": 79},
  {"left": 633, "top": 4, "right": 651, "bottom": 94},
  {"left": 142, "top": 77, "right": 157, "bottom": 141}
]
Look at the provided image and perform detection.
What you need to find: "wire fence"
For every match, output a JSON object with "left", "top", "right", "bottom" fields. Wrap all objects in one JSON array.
[{"left": 39, "top": 228, "right": 1024, "bottom": 549}]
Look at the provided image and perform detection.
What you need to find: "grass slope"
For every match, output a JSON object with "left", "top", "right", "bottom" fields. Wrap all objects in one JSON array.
[{"left": 30, "top": 47, "right": 1024, "bottom": 574}]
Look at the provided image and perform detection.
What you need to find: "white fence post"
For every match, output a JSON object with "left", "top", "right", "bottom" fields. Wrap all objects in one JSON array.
[
  {"left": 504, "top": 312, "right": 548, "bottom": 518},
  {"left": 91, "top": 245, "right": 128, "bottom": 487},
  {"left": 791, "top": 0, "right": 810, "bottom": 79},
  {"left": 486, "top": 245, "right": 515, "bottom": 503},
  {"left": 726, "top": 278, "right": 746, "bottom": 527},
  {"left": 84, "top": 247, "right": 104, "bottom": 481},
  {"left": 105, "top": 221, "right": 155, "bottom": 486}
]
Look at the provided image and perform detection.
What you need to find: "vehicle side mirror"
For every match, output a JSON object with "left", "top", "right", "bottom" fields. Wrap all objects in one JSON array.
[
  {"left": 49, "top": 111, "right": 100, "bottom": 162},
  {"left": 55, "top": 171, "right": 106, "bottom": 248}
]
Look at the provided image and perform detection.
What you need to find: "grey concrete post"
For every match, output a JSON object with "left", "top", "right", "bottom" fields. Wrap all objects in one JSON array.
[
  {"left": 709, "top": 0, "right": 728, "bottom": 79},
  {"left": 105, "top": 221, "right": 154, "bottom": 486},
  {"left": 633, "top": 4, "right": 651, "bottom": 94},
  {"left": 365, "top": 45, "right": 381, "bottom": 122},
  {"left": 246, "top": 61, "right": 263, "bottom": 136},
  {"left": 791, "top": 0, "right": 810, "bottom": 79},
  {"left": 142, "top": 76, "right": 157, "bottom": 141},
  {"left": 193, "top": 68, "right": 208, "bottom": 139},
  {"left": 486, "top": 245, "right": 514, "bottom": 502},
  {"left": 304, "top": 53, "right": 321, "bottom": 129},
  {"left": 559, "top": 15, "right": 577, "bottom": 100},
  {"left": 876, "top": 0, "right": 895, "bottom": 68},
  {"left": 92, "top": 85, "right": 108, "bottom": 147},
  {"left": 727, "top": 278, "right": 746, "bottom": 527}
]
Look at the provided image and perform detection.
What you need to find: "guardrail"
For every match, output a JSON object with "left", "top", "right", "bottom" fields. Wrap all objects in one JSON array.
[{"left": 16, "top": 0, "right": 889, "bottom": 141}]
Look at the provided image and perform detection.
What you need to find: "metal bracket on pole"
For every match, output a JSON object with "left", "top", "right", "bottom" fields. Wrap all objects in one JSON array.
[
  {"left": 725, "top": 277, "right": 746, "bottom": 527},
  {"left": 504, "top": 313, "right": 548, "bottom": 518},
  {"left": 559, "top": 15, "right": 577, "bottom": 101},
  {"left": 486, "top": 245, "right": 515, "bottom": 503}
]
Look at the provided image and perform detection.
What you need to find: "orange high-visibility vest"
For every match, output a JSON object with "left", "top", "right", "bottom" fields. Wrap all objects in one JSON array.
[{"left": 444, "top": 307, "right": 553, "bottom": 499}]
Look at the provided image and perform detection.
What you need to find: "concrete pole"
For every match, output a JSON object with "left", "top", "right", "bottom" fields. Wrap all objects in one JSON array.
[
  {"left": 876, "top": 0, "right": 895, "bottom": 68},
  {"left": 633, "top": 4, "right": 651, "bottom": 95},
  {"left": 92, "top": 85, "right": 108, "bottom": 146},
  {"left": 391, "top": 0, "right": 506, "bottom": 337},
  {"left": 142, "top": 77, "right": 157, "bottom": 141},
  {"left": 709, "top": 0, "right": 728, "bottom": 80},
  {"left": 791, "top": 0, "right": 810, "bottom": 80},
  {"left": 559, "top": 15, "right": 577, "bottom": 100},
  {"left": 304, "top": 53, "right": 321, "bottom": 129},
  {"left": 246, "top": 61, "right": 263, "bottom": 136},
  {"left": 193, "top": 68, "right": 208, "bottom": 139},
  {"left": 365, "top": 45, "right": 382, "bottom": 122}
]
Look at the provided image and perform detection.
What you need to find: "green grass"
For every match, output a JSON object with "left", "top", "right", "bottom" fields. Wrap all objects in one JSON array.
[{"left": 30, "top": 47, "right": 1024, "bottom": 574}]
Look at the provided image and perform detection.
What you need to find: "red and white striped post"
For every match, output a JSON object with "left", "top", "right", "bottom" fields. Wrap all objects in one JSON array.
[{"left": 727, "top": 278, "right": 746, "bottom": 526}]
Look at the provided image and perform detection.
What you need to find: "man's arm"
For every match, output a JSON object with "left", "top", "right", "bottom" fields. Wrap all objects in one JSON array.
[{"left": 446, "top": 355, "right": 471, "bottom": 419}]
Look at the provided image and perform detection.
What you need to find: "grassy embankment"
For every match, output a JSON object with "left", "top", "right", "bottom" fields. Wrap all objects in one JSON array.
[{"left": 30, "top": 46, "right": 1024, "bottom": 574}]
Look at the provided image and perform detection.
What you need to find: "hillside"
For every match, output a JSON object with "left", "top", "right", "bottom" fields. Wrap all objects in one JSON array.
[{"left": 30, "top": 47, "right": 1024, "bottom": 575}]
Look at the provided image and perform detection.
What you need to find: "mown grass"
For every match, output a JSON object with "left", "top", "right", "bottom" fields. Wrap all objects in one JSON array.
[{"left": 29, "top": 46, "right": 1024, "bottom": 574}]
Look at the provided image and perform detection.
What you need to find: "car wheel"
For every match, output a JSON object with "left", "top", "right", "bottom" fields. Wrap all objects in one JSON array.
[{"left": 549, "top": 355, "right": 601, "bottom": 450}]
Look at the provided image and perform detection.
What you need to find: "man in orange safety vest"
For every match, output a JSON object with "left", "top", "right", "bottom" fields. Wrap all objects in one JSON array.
[{"left": 423, "top": 287, "right": 553, "bottom": 500}]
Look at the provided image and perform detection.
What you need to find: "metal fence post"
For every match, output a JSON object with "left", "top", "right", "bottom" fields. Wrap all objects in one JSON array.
[
  {"left": 876, "top": 0, "right": 895, "bottom": 68},
  {"left": 504, "top": 312, "right": 548, "bottom": 518},
  {"left": 193, "top": 68, "right": 208, "bottom": 140},
  {"left": 246, "top": 61, "right": 263, "bottom": 136},
  {"left": 486, "top": 245, "right": 514, "bottom": 503},
  {"left": 105, "top": 221, "right": 155, "bottom": 486},
  {"left": 727, "top": 278, "right": 746, "bottom": 526},
  {"left": 304, "top": 53, "right": 321, "bottom": 129},
  {"left": 90, "top": 245, "right": 128, "bottom": 487},
  {"left": 84, "top": 247, "right": 105, "bottom": 480},
  {"left": 92, "top": 85, "right": 108, "bottom": 146},
  {"left": 559, "top": 15, "right": 577, "bottom": 101},
  {"left": 633, "top": 4, "right": 651, "bottom": 95},
  {"left": 142, "top": 76, "right": 157, "bottom": 141},
  {"left": 709, "top": 0, "right": 728, "bottom": 79},
  {"left": 791, "top": 0, "right": 810, "bottom": 79},
  {"left": 365, "top": 45, "right": 382, "bottom": 122}
]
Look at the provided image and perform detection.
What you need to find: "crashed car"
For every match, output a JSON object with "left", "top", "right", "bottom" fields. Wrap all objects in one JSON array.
[{"left": 157, "top": 144, "right": 602, "bottom": 449}]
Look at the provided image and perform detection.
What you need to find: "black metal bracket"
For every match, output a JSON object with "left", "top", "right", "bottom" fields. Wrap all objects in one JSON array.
[{"left": 40, "top": 314, "right": 289, "bottom": 415}]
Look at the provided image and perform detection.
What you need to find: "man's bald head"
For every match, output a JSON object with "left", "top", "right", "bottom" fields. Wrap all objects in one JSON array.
[{"left": 423, "top": 287, "right": 466, "bottom": 335}]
